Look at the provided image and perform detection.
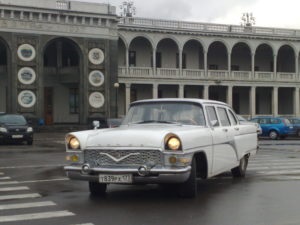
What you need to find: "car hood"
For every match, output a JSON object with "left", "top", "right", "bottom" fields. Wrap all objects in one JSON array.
[{"left": 69, "top": 124, "right": 210, "bottom": 150}]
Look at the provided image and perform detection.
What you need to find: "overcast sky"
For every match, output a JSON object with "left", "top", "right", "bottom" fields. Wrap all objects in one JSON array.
[{"left": 77, "top": 0, "right": 300, "bottom": 29}]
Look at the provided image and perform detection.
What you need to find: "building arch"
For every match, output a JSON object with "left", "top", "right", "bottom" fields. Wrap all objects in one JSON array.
[
  {"left": 156, "top": 38, "right": 180, "bottom": 69},
  {"left": 231, "top": 42, "right": 251, "bottom": 71},
  {"left": 207, "top": 41, "right": 228, "bottom": 70},
  {"left": 42, "top": 37, "right": 83, "bottom": 124},
  {"left": 277, "top": 44, "right": 295, "bottom": 72},
  {"left": 255, "top": 43, "right": 274, "bottom": 72},
  {"left": 0, "top": 37, "right": 10, "bottom": 113},
  {"left": 128, "top": 36, "right": 153, "bottom": 67},
  {"left": 182, "top": 39, "right": 205, "bottom": 69}
]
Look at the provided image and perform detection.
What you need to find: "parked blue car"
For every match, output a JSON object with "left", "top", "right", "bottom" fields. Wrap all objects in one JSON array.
[
  {"left": 250, "top": 116, "right": 294, "bottom": 140},
  {"left": 288, "top": 118, "right": 300, "bottom": 137}
]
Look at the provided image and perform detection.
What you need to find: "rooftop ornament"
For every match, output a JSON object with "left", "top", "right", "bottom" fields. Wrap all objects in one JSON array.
[
  {"left": 120, "top": 1, "right": 136, "bottom": 17},
  {"left": 241, "top": 12, "right": 255, "bottom": 27}
]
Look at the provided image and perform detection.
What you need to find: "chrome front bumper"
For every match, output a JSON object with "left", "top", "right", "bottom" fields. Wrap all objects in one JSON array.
[{"left": 64, "top": 164, "right": 191, "bottom": 183}]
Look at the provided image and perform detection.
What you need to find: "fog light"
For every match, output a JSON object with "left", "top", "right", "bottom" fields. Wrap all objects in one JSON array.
[
  {"left": 66, "top": 155, "right": 79, "bottom": 162},
  {"left": 178, "top": 158, "right": 191, "bottom": 164},
  {"left": 169, "top": 156, "right": 177, "bottom": 164}
]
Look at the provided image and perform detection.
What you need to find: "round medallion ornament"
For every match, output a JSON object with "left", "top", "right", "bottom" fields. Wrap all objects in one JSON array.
[
  {"left": 18, "top": 67, "right": 36, "bottom": 85},
  {"left": 17, "top": 44, "right": 36, "bottom": 61},
  {"left": 88, "top": 70, "right": 104, "bottom": 87},
  {"left": 89, "top": 92, "right": 105, "bottom": 108},
  {"left": 88, "top": 48, "right": 104, "bottom": 65},
  {"left": 18, "top": 90, "right": 36, "bottom": 108}
]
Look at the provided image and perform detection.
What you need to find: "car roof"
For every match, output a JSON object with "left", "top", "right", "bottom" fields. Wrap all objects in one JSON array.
[{"left": 130, "top": 98, "right": 229, "bottom": 107}]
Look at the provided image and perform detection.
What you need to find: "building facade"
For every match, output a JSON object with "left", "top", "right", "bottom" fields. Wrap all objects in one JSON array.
[
  {"left": 0, "top": 0, "right": 300, "bottom": 124},
  {"left": 0, "top": 0, "right": 119, "bottom": 124}
]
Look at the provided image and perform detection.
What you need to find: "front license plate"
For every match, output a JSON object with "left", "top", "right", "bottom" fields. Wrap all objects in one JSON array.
[
  {"left": 12, "top": 135, "right": 23, "bottom": 139},
  {"left": 99, "top": 174, "right": 132, "bottom": 183}
]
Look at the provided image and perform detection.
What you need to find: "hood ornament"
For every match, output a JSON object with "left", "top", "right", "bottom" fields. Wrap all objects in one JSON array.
[{"left": 100, "top": 152, "right": 140, "bottom": 162}]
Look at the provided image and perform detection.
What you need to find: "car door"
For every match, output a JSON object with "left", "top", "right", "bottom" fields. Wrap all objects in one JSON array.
[{"left": 206, "top": 105, "right": 237, "bottom": 176}]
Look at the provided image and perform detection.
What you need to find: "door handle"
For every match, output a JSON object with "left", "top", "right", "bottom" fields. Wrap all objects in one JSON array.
[{"left": 234, "top": 127, "right": 239, "bottom": 131}]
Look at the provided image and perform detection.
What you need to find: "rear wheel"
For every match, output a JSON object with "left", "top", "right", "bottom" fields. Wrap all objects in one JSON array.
[
  {"left": 177, "top": 158, "right": 197, "bottom": 198},
  {"left": 231, "top": 155, "right": 249, "bottom": 178},
  {"left": 297, "top": 130, "right": 300, "bottom": 137},
  {"left": 89, "top": 182, "right": 107, "bottom": 196},
  {"left": 269, "top": 130, "right": 278, "bottom": 140}
]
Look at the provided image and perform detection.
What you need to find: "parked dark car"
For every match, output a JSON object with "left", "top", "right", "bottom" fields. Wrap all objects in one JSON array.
[
  {"left": 0, "top": 114, "right": 34, "bottom": 145},
  {"left": 250, "top": 116, "right": 294, "bottom": 140},
  {"left": 288, "top": 118, "right": 300, "bottom": 137}
]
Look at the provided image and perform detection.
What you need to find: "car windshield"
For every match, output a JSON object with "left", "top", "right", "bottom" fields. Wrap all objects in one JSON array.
[
  {"left": 0, "top": 115, "right": 27, "bottom": 125},
  {"left": 122, "top": 102, "right": 206, "bottom": 126}
]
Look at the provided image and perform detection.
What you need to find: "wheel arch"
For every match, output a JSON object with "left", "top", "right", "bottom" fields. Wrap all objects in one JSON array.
[{"left": 194, "top": 151, "right": 208, "bottom": 179}]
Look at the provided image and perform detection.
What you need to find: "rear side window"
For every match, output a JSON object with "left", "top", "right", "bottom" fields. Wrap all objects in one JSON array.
[
  {"left": 270, "top": 118, "right": 280, "bottom": 124},
  {"left": 206, "top": 106, "right": 219, "bottom": 127},
  {"left": 217, "top": 107, "right": 231, "bottom": 126}
]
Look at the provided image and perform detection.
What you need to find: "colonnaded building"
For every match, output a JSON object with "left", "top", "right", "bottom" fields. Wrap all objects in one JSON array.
[{"left": 0, "top": 0, "right": 299, "bottom": 125}]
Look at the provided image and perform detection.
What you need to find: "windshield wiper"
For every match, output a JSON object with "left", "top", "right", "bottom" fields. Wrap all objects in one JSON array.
[{"left": 134, "top": 120, "right": 178, "bottom": 124}]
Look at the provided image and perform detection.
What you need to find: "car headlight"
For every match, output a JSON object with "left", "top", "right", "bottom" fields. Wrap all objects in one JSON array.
[
  {"left": 165, "top": 134, "right": 182, "bottom": 151},
  {"left": 67, "top": 136, "right": 80, "bottom": 150},
  {"left": 0, "top": 127, "right": 7, "bottom": 133},
  {"left": 27, "top": 127, "right": 33, "bottom": 132}
]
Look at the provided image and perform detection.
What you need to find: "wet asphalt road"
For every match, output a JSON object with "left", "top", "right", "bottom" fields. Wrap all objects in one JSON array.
[{"left": 0, "top": 133, "right": 300, "bottom": 225}]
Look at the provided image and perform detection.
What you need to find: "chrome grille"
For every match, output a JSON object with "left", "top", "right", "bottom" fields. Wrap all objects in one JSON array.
[{"left": 84, "top": 149, "right": 163, "bottom": 167}]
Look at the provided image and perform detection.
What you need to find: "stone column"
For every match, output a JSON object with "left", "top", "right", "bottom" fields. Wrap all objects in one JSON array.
[
  {"left": 273, "top": 54, "right": 277, "bottom": 79},
  {"left": 125, "top": 83, "right": 131, "bottom": 112},
  {"left": 125, "top": 47, "right": 129, "bottom": 74},
  {"left": 179, "top": 48, "right": 183, "bottom": 76},
  {"left": 250, "top": 86, "right": 256, "bottom": 117},
  {"left": 152, "top": 47, "right": 156, "bottom": 75},
  {"left": 227, "top": 85, "right": 233, "bottom": 107},
  {"left": 272, "top": 86, "right": 278, "bottom": 116},
  {"left": 178, "top": 84, "right": 184, "bottom": 98},
  {"left": 152, "top": 83, "right": 158, "bottom": 99},
  {"left": 251, "top": 53, "right": 255, "bottom": 78},
  {"left": 203, "top": 85, "right": 209, "bottom": 100},
  {"left": 295, "top": 54, "right": 299, "bottom": 78},
  {"left": 228, "top": 52, "right": 231, "bottom": 78},
  {"left": 204, "top": 51, "right": 208, "bottom": 77}
]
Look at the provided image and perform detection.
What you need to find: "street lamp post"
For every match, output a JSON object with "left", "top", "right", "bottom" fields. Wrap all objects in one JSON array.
[{"left": 114, "top": 82, "right": 119, "bottom": 118}]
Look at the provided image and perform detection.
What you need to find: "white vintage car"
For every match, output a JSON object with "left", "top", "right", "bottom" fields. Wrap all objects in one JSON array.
[{"left": 64, "top": 98, "right": 258, "bottom": 198}]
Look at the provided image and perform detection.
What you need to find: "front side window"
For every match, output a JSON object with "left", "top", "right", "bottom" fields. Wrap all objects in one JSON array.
[{"left": 206, "top": 106, "right": 219, "bottom": 127}]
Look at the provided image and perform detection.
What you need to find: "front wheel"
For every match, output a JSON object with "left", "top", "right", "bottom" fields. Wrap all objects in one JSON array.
[
  {"left": 231, "top": 155, "right": 249, "bottom": 178},
  {"left": 177, "top": 158, "right": 197, "bottom": 198},
  {"left": 89, "top": 182, "right": 107, "bottom": 196},
  {"left": 269, "top": 130, "right": 278, "bottom": 140}
]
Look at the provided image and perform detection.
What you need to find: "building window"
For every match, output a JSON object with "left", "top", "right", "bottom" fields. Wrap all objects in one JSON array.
[
  {"left": 69, "top": 88, "right": 79, "bottom": 114},
  {"left": 156, "top": 52, "right": 162, "bottom": 68},
  {"left": 209, "top": 64, "right": 218, "bottom": 70},
  {"left": 129, "top": 51, "right": 136, "bottom": 66},
  {"left": 231, "top": 65, "right": 239, "bottom": 71}
]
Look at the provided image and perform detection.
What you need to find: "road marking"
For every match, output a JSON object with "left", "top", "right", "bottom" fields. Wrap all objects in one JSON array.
[
  {"left": 0, "top": 193, "right": 41, "bottom": 201},
  {"left": 0, "top": 210, "right": 74, "bottom": 222},
  {"left": 0, "top": 186, "right": 29, "bottom": 192},
  {"left": 0, "top": 164, "right": 65, "bottom": 169},
  {"left": 256, "top": 169, "right": 300, "bottom": 175},
  {"left": 0, "top": 177, "right": 10, "bottom": 180},
  {"left": 17, "top": 178, "right": 69, "bottom": 184},
  {"left": 0, "top": 181, "right": 19, "bottom": 185},
  {"left": 0, "top": 201, "right": 56, "bottom": 210},
  {"left": 72, "top": 224, "right": 95, "bottom": 225}
]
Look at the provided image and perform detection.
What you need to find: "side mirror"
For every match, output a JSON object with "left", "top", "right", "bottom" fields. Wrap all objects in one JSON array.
[{"left": 92, "top": 120, "right": 100, "bottom": 129}]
